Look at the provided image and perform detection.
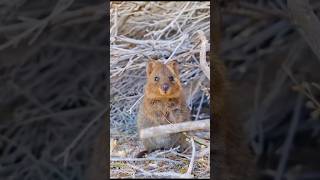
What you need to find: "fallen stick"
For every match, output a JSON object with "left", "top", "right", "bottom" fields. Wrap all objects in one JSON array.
[
  {"left": 197, "top": 30, "right": 210, "bottom": 80},
  {"left": 111, "top": 157, "right": 183, "bottom": 165},
  {"left": 139, "top": 119, "right": 210, "bottom": 139},
  {"left": 185, "top": 137, "right": 196, "bottom": 178}
]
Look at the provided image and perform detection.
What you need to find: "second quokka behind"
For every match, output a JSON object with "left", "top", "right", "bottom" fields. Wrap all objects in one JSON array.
[{"left": 137, "top": 59, "right": 191, "bottom": 156}]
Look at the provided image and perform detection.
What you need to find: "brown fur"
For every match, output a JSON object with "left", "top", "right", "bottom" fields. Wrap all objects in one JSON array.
[{"left": 137, "top": 60, "right": 190, "bottom": 155}]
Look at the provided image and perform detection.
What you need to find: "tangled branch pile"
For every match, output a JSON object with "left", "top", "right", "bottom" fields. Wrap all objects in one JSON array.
[
  {"left": 0, "top": 0, "right": 105, "bottom": 179},
  {"left": 110, "top": 1, "right": 210, "bottom": 131},
  {"left": 110, "top": 1, "right": 210, "bottom": 178},
  {"left": 221, "top": 1, "right": 320, "bottom": 179}
]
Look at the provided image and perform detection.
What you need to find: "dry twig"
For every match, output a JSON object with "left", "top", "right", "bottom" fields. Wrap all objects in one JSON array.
[{"left": 140, "top": 119, "right": 210, "bottom": 139}]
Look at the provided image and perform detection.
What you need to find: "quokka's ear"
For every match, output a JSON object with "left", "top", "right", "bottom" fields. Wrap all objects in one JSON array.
[
  {"left": 146, "top": 59, "right": 157, "bottom": 76},
  {"left": 167, "top": 60, "right": 179, "bottom": 75}
]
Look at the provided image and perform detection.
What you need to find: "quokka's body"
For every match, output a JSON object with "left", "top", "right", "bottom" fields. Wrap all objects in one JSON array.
[{"left": 137, "top": 60, "right": 190, "bottom": 152}]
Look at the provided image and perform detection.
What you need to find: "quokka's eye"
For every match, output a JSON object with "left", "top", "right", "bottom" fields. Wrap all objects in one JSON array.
[
  {"left": 169, "top": 76, "right": 174, "bottom": 81},
  {"left": 154, "top": 76, "right": 159, "bottom": 81}
]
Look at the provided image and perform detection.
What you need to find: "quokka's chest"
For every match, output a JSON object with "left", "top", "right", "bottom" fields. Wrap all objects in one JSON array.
[{"left": 146, "top": 100, "right": 187, "bottom": 124}]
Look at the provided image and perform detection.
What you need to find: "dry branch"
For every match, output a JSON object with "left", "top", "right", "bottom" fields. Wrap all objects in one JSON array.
[
  {"left": 288, "top": 0, "right": 320, "bottom": 62},
  {"left": 185, "top": 137, "right": 196, "bottom": 178},
  {"left": 275, "top": 94, "right": 303, "bottom": 180},
  {"left": 111, "top": 157, "right": 183, "bottom": 165},
  {"left": 139, "top": 119, "right": 210, "bottom": 139},
  {"left": 197, "top": 30, "right": 210, "bottom": 80}
]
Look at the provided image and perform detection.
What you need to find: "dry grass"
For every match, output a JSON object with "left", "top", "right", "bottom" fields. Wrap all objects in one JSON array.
[{"left": 110, "top": 1, "right": 210, "bottom": 178}]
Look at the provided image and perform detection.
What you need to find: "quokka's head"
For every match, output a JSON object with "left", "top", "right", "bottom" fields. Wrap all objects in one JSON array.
[{"left": 145, "top": 59, "right": 182, "bottom": 99}]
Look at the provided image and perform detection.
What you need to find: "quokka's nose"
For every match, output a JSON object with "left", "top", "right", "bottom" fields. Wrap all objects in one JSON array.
[{"left": 162, "top": 83, "right": 169, "bottom": 92}]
